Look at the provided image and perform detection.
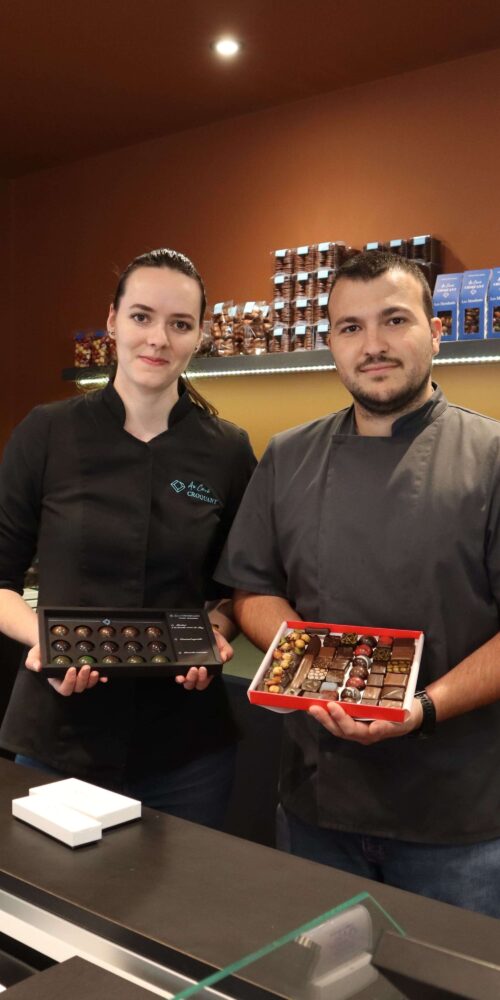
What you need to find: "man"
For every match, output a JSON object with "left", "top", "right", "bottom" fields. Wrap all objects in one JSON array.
[{"left": 216, "top": 252, "right": 500, "bottom": 917}]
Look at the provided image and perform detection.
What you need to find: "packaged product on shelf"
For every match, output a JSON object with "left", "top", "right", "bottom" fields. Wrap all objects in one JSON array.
[
  {"left": 268, "top": 324, "right": 288, "bottom": 353},
  {"left": 293, "top": 296, "right": 314, "bottom": 325},
  {"left": 433, "top": 273, "right": 462, "bottom": 341},
  {"left": 102, "top": 330, "right": 116, "bottom": 364},
  {"left": 459, "top": 270, "right": 491, "bottom": 340},
  {"left": 236, "top": 301, "right": 269, "bottom": 355},
  {"left": 272, "top": 298, "right": 294, "bottom": 325},
  {"left": 292, "top": 323, "right": 314, "bottom": 351},
  {"left": 195, "top": 319, "right": 218, "bottom": 356},
  {"left": 487, "top": 268, "right": 500, "bottom": 339},
  {"left": 364, "top": 241, "right": 385, "bottom": 252},
  {"left": 281, "top": 326, "right": 293, "bottom": 352},
  {"left": 272, "top": 247, "right": 294, "bottom": 275},
  {"left": 294, "top": 245, "right": 317, "bottom": 272},
  {"left": 313, "top": 241, "right": 347, "bottom": 269},
  {"left": 408, "top": 234, "right": 441, "bottom": 264},
  {"left": 90, "top": 330, "right": 109, "bottom": 366},
  {"left": 314, "top": 321, "right": 330, "bottom": 349},
  {"left": 315, "top": 267, "right": 336, "bottom": 295},
  {"left": 273, "top": 272, "right": 294, "bottom": 300},
  {"left": 313, "top": 293, "right": 330, "bottom": 324},
  {"left": 211, "top": 301, "right": 235, "bottom": 356},
  {"left": 73, "top": 331, "right": 92, "bottom": 367},
  {"left": 386, "top": 238, "right": 409, "bottom": 257},
  {"left": 294, "top": 270, "right": 316, "bottom": 298}
]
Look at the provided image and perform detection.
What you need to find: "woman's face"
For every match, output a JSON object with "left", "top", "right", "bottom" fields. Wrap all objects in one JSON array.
[{"left": 108, "top": 266, "right": 202, "bottom": 395}]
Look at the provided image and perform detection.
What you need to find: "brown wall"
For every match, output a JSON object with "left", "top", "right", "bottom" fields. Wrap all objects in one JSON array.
[{"left": 2, "top": 46, "right": 500, "bottom": 451}]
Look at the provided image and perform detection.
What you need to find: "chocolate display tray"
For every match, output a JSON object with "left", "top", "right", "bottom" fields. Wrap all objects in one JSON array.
[
  {"left": 249, "top": 620, "right": 424, "bottom": 722},
  {"left": 38, "top": 607, "right": 222, "bottom": 678}
]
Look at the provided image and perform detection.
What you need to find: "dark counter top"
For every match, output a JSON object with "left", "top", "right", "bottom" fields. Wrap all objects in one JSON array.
[{"left": 1, "top": 758, "right": 499, "bottom": 986}]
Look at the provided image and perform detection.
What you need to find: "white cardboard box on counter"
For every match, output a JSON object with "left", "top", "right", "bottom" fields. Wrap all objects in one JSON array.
[
  {"left": 12, "top": 795, "right": 102, "bottom": 848},
  {"left": 29, "top": 777, "right": 141, "bottom": 829}
]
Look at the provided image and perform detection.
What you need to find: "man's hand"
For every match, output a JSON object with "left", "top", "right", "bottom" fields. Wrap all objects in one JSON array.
[
  {"left": 309, "top": 697, "right": 424, "bottom": 744},
  {"left": 25, "top": 643, "right": 107, "bottom": 696},
  {"left": 175, "top": 630, "right": 233, "bottom": 692}
]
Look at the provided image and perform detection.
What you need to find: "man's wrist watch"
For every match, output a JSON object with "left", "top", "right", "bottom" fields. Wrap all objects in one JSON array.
[{"left": 413, "top": 690, "right": 437, "bottom": 738}]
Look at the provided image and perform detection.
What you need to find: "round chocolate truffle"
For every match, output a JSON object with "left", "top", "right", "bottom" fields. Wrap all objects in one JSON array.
[
  {"left": 145, "top": 626, "right": 163, "bottom": 639},
  {"left": 124, "top": 640, "right": 142, "bottom": 654},
  {"left": 98, "top": 625, "right": 116, "bottom": 638},
  {"left": 354, "top": 643, "right": 372, "bottom": 657},
  {"left": 350, "top": 665, "right": 369, "bottom": 680},
  {"left": 341, "top": 687, "right": 361, "bottom": 702},
  {"left": 75, "top": 641, "right": 94, "bottom": 653},
  {"left": 346, "top": 676, "right": 366, "bottom": 690},
  {"left": 148, "top": 641, "right": 166, "bottom": 654},
  {"left": 75, "top": 625, "right": 92, "bottom": 639},
  {"left": 50, "top": 624, "right": 69, "bottom": 637},
  {"left": 122, "top": 626, "right": 140, "bottom": 639},
  {"left": 353, "top": 655, "right": 371, "bottom": 670},
  {"left": 102, "top": 655, "right": 121, "bottom": 664},
  {"left": 126, "top": 655, "right": 145, "bottom": 664},
  {"left": 363, "top": 635, "right": 378, "bottom": 648},
  {"left": 77, "top": 655, "right": 96, "bottom": 665},
  {"left": 52, "top": 655, "right": 71, "bottom": 665},
  {"left": 51, "top": 640, "right": 70, "bottom": 653},
  {"left": 151, "top": 655, "right": 168, "bottom": 664},
  {"left": 100, "top": 640, "right": 118, "bottom": 654}
]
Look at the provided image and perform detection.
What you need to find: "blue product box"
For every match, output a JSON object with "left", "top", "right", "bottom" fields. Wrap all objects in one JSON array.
[
  {"left": 432, "top": 273, "right": 462, "bottom": 341},
  {"left": 487, "top": 268, "right": 500, "bottom": 339},
  {"left": 459, "top": 270, "right": 491, "bottom": 340}
]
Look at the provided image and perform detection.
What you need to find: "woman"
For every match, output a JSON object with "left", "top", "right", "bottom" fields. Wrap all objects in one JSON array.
[{"left": 0, "top": 248, "right": 256, "bottom": 828}]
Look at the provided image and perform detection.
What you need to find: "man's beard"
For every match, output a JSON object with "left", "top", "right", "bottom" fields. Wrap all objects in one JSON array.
[{"left": 349, "top": 365, "right": 432, "bottom": 416}]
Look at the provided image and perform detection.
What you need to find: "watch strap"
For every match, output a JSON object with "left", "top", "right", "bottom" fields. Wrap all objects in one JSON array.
[{"left": 413, "top": 690, "right": 436, "bottom": 738}]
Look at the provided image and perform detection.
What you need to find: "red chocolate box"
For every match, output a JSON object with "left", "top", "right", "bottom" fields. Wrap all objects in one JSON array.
[{"left": 248, "top": 620, "right": 424, "bottom": 722}]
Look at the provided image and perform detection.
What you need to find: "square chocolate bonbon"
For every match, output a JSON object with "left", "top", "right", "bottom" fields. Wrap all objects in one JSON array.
[{"left": 39, "top": 607, "right": 222, "bottom": 678}]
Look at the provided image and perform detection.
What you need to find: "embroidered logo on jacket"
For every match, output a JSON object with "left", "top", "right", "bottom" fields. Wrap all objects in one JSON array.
[
  {"left": 170, "top": 479, "right": 219, "bottom": 505},
  {"left": 170, "top": 480, "right": 186, "bottom": 493}
]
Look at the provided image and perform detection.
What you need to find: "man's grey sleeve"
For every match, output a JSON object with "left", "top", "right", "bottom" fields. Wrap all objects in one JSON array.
[{"left": 214, "top": 442, "right": 288, "bottom": 597}]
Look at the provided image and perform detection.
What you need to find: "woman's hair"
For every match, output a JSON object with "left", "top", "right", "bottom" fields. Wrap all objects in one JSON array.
[{"left": 112, "top": 248, "right": 217, "bottom": 416}]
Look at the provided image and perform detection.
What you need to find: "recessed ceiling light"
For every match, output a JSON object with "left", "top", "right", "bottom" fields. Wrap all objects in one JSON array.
[{"left": 213, "top": 37, "right": 241, "bottom": 58}]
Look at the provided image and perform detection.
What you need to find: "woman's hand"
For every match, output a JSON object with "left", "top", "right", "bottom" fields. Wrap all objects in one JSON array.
[
  {"left": 175, "top": 629, "right": 233, "bottom": 692},
  {"left": 25, "top": 643, "right": 107, "bottom": 696}
]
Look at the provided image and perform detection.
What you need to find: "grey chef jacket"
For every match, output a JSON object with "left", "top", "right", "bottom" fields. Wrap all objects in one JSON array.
[{"left": 216, "top": 386, "right": 500, "bottom": 843}]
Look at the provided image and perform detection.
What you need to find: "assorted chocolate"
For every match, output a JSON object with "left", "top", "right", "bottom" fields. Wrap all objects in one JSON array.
[
  {"left": 258, "top": 628, "right": 416, "bottom": 710},
  {"left": 39, "top": 608, "right": 222, "bottom": 678}
]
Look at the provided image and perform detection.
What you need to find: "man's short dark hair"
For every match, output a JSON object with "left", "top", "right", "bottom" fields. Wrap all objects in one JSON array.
[{"left": 328, "top": 251, "right": 434, "bottom": 323}]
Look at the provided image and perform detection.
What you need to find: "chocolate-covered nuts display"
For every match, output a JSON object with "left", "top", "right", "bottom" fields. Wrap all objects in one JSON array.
[
  {"left": 39, "top": 607, "right": 222, "bottom": 678},
  {"left": 253, "top": 622, "right": 423, "bottom": 720}
]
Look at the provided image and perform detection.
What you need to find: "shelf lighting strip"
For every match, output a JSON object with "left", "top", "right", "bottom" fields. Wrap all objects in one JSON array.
[{"left": 72, "top": 354, "right": 500, "bottom": 386}]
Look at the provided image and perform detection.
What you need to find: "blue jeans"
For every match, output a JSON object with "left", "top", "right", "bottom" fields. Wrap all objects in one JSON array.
[
  {"left": 15, "top": 746, "right": 236, "bottom": 830},
  {"left": 276, "top": 804, "right": 500, "bottom": 919}
]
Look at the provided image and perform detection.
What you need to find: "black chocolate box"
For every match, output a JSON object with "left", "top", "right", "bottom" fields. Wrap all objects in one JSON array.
[{"left": 39, "top": 607, "right": 222, "bottom": 678}]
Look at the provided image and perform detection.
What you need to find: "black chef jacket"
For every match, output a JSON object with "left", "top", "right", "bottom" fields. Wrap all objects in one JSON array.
[
  {"left": 216, "top": 386, "right": 500, "bottom": 844},
  {"left": 0, "top": 381, "right": 256, "bottom": 784}
]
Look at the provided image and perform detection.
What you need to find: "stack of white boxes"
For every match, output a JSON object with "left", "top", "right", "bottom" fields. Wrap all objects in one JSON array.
[{"left": 12, "top": 778, "right": 141, "bottom": 847}]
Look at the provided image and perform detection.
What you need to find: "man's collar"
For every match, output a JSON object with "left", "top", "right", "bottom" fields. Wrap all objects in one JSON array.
[{"left": 339, "top": 383, "right": 447, "bottom": 437}]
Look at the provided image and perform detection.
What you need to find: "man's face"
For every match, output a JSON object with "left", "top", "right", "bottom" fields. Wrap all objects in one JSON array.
[{"left": 328, "top": 270, "right": 441, "bottom": 416}]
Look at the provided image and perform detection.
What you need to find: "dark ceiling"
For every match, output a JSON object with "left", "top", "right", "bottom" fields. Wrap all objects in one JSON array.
[{"left": 2, "top": 0, "right": 500, "bottom": 177}]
